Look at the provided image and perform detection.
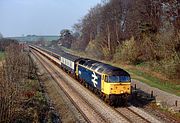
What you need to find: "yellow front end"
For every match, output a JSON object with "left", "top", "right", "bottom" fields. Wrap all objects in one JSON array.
[
  {"left": 101, "top": 74, "right": 131, "bottom": 95},
  {"left": 102, "top": 82, "right": 131, "bottom": 95}
]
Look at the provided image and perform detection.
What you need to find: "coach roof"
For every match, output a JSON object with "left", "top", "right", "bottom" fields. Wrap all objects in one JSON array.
[{"left": 43, "top": 46, "right": 80, "bottom": 61}]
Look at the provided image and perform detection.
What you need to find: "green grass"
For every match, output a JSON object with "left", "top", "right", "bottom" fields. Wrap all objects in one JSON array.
[
  {"left": 124, "top": 68, "right": 180, "bottom": 96},
  {"left": 0, "top": 51, "right": 5, "bottom": 61}
]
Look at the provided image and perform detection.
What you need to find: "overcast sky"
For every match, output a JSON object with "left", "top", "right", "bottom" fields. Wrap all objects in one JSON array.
[{"left": 0, "top": 0, "right": 101, "bottom": 37}]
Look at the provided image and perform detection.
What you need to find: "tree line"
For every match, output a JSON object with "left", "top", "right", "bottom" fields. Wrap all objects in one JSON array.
[
  {"left": 57, "top": 0, "right": 179, "bottom": 79},
  {"left": 0, "top": 38, "right": 19, "bottom": 51}
]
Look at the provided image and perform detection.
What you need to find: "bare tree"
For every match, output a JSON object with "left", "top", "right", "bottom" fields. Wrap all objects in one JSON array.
[{"left": 0, "top": 44, "right": 36, "bottom": 122}]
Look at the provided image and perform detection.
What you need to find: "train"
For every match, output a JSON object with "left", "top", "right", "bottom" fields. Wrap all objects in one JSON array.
[{"left": 30, "top": 45, "right": 131, "bottom": 106}]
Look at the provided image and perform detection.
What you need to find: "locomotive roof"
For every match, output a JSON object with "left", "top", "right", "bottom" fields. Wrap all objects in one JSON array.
[{"left": 79, "top": 59, "right": 130, "bottom": 76}]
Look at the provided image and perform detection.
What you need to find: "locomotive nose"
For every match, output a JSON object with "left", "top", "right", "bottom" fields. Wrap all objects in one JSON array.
[{"left": 110, "top": 83, "right": 131, "bottom": 94}]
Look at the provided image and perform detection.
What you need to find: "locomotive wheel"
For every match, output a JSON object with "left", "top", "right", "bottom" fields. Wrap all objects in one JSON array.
[
  {"left": 105, "top": 98, "right": 113, "bottom": 106},
  {"left": 75, "top": 75, "right": 79, "bottom": 80},
  {"left": 79, "top": 79, "right": 82, "bottom": 84},
  {"left": 101, "top": 95, "right": 105, "bottom": 100},
  {"left": 94, "top": 88, "right": 97, "bottom": 94},
  {"left": 88, "top": 85, "right": 91, "bottom": 90},
  {"left": 105, "top": 96, "right": 113, "bottom": 106},
  {"left": 85, "top": 83, "right": 88, "bottom": 88},
  {"left": 81, "top": 80, "right": 84, "bottom": 84},
  {"left": 114, "top": 98, "right": 119, "bottom": 107}
]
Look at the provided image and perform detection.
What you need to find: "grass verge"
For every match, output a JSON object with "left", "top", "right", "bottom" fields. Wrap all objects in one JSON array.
[
  {"left": 125, "top": 68, "right": 180, "bottom": 96},
  {"left": 0, "top": 51, "right": 5, "bottom": 61}
]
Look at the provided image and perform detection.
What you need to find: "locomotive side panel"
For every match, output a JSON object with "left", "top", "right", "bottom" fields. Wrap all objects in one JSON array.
[{"left": 78, "top": 65, "right": 101, "bottom": 90}]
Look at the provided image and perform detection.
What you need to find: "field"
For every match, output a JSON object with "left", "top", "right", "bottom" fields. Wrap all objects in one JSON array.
[{"left": 8, "top": 35, "right": 59, "bottom": 42}]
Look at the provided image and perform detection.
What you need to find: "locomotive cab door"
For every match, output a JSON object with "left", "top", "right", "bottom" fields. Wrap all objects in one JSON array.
[
  {"left": 102, "top": 74, "right": 107, "bottom": 91},
  {"left": 75, "top": 63, "right": 79, "bottom": 76}
]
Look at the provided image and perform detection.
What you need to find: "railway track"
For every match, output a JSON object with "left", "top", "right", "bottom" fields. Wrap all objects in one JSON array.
[
  {"left": 115, "top": 107, "right": 151, "bottom": 123},
  {"left": 30, "top": 47, "right": 161, "bottom": 123},
  {"left": 30, "top": 52, "right": 87, "bottom": 122},
  {"left": 31, "top": 49, "right": 130, "bottom": 123},
  {"left": 32, "top": 50, "right": 105, "bottom": 123}
]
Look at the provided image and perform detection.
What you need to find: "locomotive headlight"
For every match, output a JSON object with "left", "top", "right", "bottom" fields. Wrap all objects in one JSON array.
[{"left": 120, "top": 90, "right": 124, "bottom": 93}]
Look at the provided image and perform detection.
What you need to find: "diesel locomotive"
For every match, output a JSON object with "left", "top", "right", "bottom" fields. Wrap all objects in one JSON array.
[{"left": 30, "top": 45, "right": 131, "bottom": 106}]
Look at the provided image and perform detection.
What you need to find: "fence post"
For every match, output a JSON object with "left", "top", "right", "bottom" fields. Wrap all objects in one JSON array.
[
  {"left": 175, "top": 100, "right": 178, "bottom": 107},
  {"left": 151, "top": 91, "right": 153, "bottom": 98}
]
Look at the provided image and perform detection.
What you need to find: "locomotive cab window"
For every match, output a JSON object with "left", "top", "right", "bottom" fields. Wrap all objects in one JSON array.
[
  {"left": 98, "top": 68, "right": 104, "bottom": 73},
  {"left": 108, "top": 76, "right": 130, "bottom": 83},
  {"left": 79, "top": 60, "right": 86, "bottom": 65},
  {"left": 83, "top": 62, "right": 89, "bottom": 66},
  {"left": 119, "top": 76, "right": 131, "bottom": 82},
  {"left": 91, "top": 65, "right": 98, "bottom": 70}
]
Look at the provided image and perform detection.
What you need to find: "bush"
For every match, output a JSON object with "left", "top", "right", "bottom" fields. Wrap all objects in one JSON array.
[
  {"left": 85, "top": 38, "right": 104, "bottom": 59},
  {"left": 34, "top": 91, "right": 46, "bottom": 104},
  {"left": 114, "top": 37, "right": 139, "bottom": 64},
  {"left": 158, "top": 55, "right": 180, "bottom": 79},
  {"left": 153, "top": 31, "right": 180, "bottom": 79}
]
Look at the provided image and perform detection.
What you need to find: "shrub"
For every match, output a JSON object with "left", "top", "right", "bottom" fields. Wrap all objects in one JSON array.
[
  {"left": 114, "top": 37, "right": 139, "bottom": 64},
  {"left": 85, "top": 38, "right": 104, "bottom": 59},
  {"left": 153, "top": 31, "right": 180, "bottom": 79}
]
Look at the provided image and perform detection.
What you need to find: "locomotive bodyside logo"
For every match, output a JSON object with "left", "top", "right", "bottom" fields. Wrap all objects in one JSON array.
[{"left": 92, "top": 72, "right": 98, "bottom": 87}]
